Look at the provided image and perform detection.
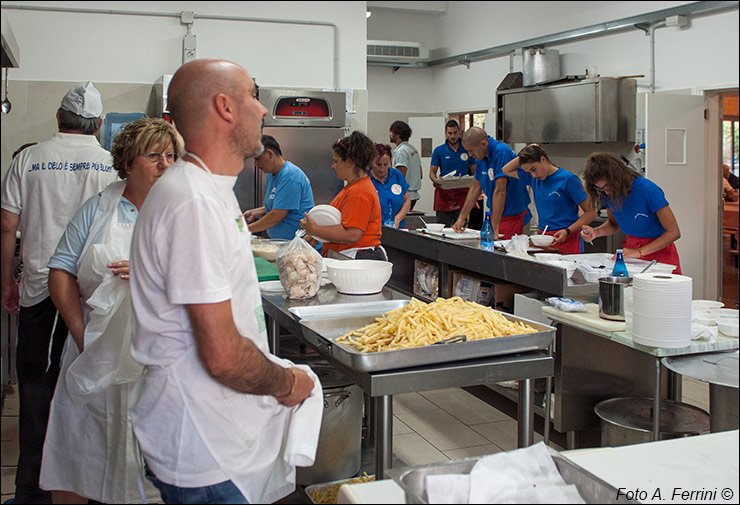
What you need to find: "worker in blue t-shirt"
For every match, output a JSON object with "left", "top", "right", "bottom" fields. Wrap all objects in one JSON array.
[
  {"left": 243, "top": 135, "right": 315, "bottom": 241},
  {"left": 502, "top": 144, "right": 596, "bottom": 254},
  {"left": 429, "top": 120, "right": 477, "bottom": 227},
  {"left": 454, "top": 127, "right": 531, "bottom": 239},
  {"left": 370, "top": 143, "right": 410, "bottom": 229}
]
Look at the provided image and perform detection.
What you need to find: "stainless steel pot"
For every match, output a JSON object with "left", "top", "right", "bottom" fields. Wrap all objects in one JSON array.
[
  {"left": 598, "top": 276, "right": 633, "bottom": 321},
  {"left": 296, "top": 365, "right": 363, "bottom": 486},
  {"left": 522, "top": 48, "right": 561, "bottom": 86}
]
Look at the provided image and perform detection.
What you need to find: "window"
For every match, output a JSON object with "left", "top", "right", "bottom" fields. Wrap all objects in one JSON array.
[
  {"left": 723, "top": 93, "right": 739, "bottom": 176},
  {"left": 449, "top": 111, "right": 487, "bottom": 133}
]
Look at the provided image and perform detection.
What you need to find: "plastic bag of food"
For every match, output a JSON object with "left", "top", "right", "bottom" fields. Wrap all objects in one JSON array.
[{"left": 276, "top": 230, "right": 323, "bottom": 299}]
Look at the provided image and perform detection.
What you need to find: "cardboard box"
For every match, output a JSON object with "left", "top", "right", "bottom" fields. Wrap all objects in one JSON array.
[{"left": 451, "top": 272, "right": 530, "bottom": 311}]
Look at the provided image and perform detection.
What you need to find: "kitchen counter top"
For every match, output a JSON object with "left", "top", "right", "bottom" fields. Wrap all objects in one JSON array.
[
  {"left": 335, "top": 430, "right": 739, "bottom": 504},
  {"left": 380, "top": 227, "right": 599, "bottom": 300}
]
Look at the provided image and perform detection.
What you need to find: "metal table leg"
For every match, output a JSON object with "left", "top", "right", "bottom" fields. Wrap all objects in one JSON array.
[
  {"left": 653, "top": 357, "right": 661, "bottom": 441},
  {"left": 268, "top": 316, "right": 280, "bottom": 355},
  {"left": 374, "top": 395, "right": 393, "bottom": 479},
  {"left": 543, "top": 343, "right": 553, "bottom": 446},
  {"left": 517, "top": 378, "right": 534, "bottom": 447}
]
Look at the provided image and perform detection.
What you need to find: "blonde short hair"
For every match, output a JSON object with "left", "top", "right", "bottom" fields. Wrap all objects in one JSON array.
[{"left": 111, "top": 117, "right": 183, "bottom": 179}]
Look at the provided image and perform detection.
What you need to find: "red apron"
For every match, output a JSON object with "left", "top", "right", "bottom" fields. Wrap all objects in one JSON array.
[
  {"left": 623, "top": 235, "right": 682, "bottom": 274},
  {"left": 541, "top": 228, "right": 582, "bottom": 254},
  {"left": 434, "top": 187, "right": 469, "bottom": 212},
  {"left": 498, "top": 211, "right": 528, "bottom": 239}
]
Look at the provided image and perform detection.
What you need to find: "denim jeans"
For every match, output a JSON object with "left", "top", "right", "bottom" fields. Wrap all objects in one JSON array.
[{"left": 144, "top": 465, "right": 248, "bottom": 504}]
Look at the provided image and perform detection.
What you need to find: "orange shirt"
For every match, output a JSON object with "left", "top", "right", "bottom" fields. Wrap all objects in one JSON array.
[{"left": 322, "top": 176, "right": 382, "bottom": 256}]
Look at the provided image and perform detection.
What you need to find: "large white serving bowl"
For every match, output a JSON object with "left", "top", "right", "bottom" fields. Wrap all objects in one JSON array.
[
  {"left": 530, "top": 234, "right": 555, "bottom": 247},
  {"left": 692, "top": 300, "right": 724, "bottom": 312},
  {"left": 326, "top": 260, "right": 393, "bottom": 295}
]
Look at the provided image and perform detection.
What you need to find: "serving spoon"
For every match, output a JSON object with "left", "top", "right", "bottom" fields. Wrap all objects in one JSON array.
[{"left": 1, "top": 68, "right": 11, "bottom": 114}]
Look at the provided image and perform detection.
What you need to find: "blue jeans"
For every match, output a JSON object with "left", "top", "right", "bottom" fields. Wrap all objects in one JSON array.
[{"left": 144, "top": 464, "right": 248, "bottom": 504}]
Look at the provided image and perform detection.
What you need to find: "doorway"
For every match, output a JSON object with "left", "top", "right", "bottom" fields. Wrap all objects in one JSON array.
[{"left": 721, "top": 91, "right": 739, "bottom": 308}]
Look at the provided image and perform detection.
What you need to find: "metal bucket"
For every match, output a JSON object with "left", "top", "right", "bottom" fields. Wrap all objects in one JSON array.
[
  {"left": 296, "top": 364, "right": 363, "bottom": 486},
  {"left": 598, "top": 276, "right": 633, "bottom": 321},
  {"left": 595, "top": 397, "right": 710, "bottom": 447},
  {"left": 522, "top": 48, "right": 561, "bottom": 86}
]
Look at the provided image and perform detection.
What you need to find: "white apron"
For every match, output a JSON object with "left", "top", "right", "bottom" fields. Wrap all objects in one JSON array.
[
  {"left": 131, "top": 156, "right": 323, "bottom": 503},
  {"left": 40, "top": 181, "right": 159, "bottom": 503}
]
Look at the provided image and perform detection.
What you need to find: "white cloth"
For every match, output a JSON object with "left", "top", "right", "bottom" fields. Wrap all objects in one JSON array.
[
  {"left": 40, "top": 181, "right": 158, "bottom": 503},
  {"left": 60, "top": 81, "right": 103, "bottom": 118},
  {"left": 0, "top": 133, "right": 116, "bottom": 306},
  {"left": 129, "top": 160, "right": 322, "bottom": 503}
]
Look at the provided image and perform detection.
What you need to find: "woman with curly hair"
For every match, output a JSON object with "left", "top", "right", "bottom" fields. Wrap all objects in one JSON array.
[
  {"left": 580, "top": 152, "right": 682, "bottom": 273},
  {"left": 300, "top": 131, "right": 385, "bottom": 260},
  {"left": 41, "top": 117, "right": 181, "bottom": 503}
]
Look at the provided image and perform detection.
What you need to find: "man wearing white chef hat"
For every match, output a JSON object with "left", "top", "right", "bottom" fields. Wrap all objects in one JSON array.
[
  {"left": 1, "top": 80, "right": 116, "bottom": 503},
  {"left": 128, "top": 59, "right": 320, "bottom": 504}
]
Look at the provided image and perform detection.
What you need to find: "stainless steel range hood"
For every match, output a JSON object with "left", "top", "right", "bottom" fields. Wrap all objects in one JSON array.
[{"left": 496, "top": 77, "right": 636, "bottom": 143}]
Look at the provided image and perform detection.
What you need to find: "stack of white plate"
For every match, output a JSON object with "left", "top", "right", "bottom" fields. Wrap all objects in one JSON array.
[{"left": 631, "top": 272, "right": 693, "bottom": 348}]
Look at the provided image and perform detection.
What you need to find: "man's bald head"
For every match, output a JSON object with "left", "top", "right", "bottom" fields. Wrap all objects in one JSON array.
[
  {"left": 462, "top": 127, "right": 487, "bottom": 145},
  {"left": 167, "top": 59, "right": 251, "bottom": 139}
]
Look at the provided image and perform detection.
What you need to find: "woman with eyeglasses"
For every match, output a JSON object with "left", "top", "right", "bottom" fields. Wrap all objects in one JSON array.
[
  {"left": 370, "top": 143, "right": 411, "bottom": 229},
  {"left": 300, "top": 131, "right": 385, "bottom": 260},
  {"left": 580, "top": 152, "right": 682, "bottom": 273},
  {"left": 502, "top": 144, "right": 596, "bottom": 254},
  {"left": 41, "top": 117, "right": 181, "bottom": 503}
]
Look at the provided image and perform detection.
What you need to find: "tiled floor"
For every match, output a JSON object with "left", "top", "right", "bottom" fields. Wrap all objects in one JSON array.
[{"left": 0, "top": 377, "right": 713, "bottom": 501}]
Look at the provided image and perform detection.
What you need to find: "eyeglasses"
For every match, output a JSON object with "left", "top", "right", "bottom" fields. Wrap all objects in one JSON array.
[
  {"left": 593, "top": 184, "right": 610, "bottom": 194},
  {"left": 143, "top": 152, "right": 176, "bottom": 163}
]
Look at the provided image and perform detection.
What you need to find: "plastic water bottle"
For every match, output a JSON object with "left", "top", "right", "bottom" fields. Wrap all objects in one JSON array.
[
  {"left": 480, "top": 212, "right": 495, "bottom": 252},
  {"left": 611, "top": 249, "right": 630, "bottom": 277},
  {"left": 383, "top": 198, "right": 395, "bottom": 228}
]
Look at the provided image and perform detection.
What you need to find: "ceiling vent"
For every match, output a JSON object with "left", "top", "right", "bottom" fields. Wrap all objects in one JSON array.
[{"left": 367, "top": 40, "right": 429, "bottom": 63}]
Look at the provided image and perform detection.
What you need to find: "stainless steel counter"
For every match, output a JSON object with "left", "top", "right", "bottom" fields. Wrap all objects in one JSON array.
[
  {"left": 380, "top": 227, "right": 598, "bottom": 299},
  {"left": 260, "top": 285, "right": 554, "bottom": 479}
]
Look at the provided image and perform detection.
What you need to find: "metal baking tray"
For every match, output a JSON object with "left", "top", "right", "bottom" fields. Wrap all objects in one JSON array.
[
  {"left": 387, "top": 451, "right": 636, "bottom": 504},
  {"left": 289, "top": 300, "right": 411, "bottom": 320},
  {"left": 297, "top": 303, "right": 554, "bottom": 372}
]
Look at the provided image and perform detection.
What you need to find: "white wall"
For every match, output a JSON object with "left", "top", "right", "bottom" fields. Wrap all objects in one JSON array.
[
  {"left": 1, "top": 1, "right": 367, "bottom": 89},
  {"left": 368, "top": 1, "right": 740, "bottom": 113}
]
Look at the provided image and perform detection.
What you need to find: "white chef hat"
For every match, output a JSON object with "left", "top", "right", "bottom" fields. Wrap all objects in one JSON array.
[{"left": 60, "top": 81, "right": 103, "bottom": 119}]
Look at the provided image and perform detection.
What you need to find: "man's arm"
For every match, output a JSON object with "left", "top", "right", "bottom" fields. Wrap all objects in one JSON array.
[
  {"left": 452, "top": 180, "right": 482, "bottom": 232},
  {"left": 188, "top": 300, "right": 313, "bottom": 407},
  {"left": 396, "top": 165, "right": 408, "bottom": 177},
  {"left": 490, "top": 177, "right": 508, "bottom": 238},
  {"left": 0, "top": 210, "right": 20, "bottom": 314},
  {"left": 429, "top": 165, "right": 441, "bottom": 187},
  {"left": 247, "top": 208, "right": 289, "bottom": 233},
  {"left": 48, "top": 268, "right": 86, "bottom": 351}
]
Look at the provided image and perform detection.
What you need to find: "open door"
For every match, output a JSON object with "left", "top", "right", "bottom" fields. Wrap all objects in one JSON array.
[
  {"left": 643, "top": 91, "right": 718, "bottom": 299},
  {"left": 408, "top": 116, "right": 446, "bottom": 215}
]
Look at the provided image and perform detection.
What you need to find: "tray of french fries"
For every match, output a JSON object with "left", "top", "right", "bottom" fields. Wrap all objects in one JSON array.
[
  {"left": 305, "top": 473, "right": 375, "bottom": 504},
  {"left": 298, "top": 297, "right": 554, "bottom": 372}
]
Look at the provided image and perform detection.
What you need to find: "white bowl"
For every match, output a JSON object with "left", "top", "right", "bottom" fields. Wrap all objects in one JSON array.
[
  {"left": 326, "top": 260, "right": 393, "bottom": 295},
  {"left": 545, "top": 260, "right": 577, "bottom": 279},
  {"left": 710, "top": 308, "right": 739, "bottom": 319},
  {"left": 534, "top": 253, "right": 561, "bottom": 262},
  {"left": 718, "top": 318, "right": 739, "bottom": 337},
  {"left": 530, "top": 234, "right": 555, "bottom": 247},
  {"left": 425, "top": 223, "right": 445, "bottom": 232},
  {"left": 692, "top": 311, "right": 718, "bottom": 326},
  {"left": 692, "top": 300, "right": 725, "bottom": 312},
  {"left": 308, "top": 204, "right": 342, "bottom": 226}
]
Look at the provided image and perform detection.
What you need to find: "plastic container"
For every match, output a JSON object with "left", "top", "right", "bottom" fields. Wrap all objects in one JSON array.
[
  {"left": 480, "top": 212, "right": 495, "bottom": 251},
  {"left": 383, "top": 198, "right": 395, "bottom": 227},
  {"left": 611, "top": 249, "right": 629, "bottom": 277},
  {"left": 326, "top": 260, "right": 393, "bottom": 295},
  {"left": 530, "top": 234, "right": 555, "bottom": 247}
]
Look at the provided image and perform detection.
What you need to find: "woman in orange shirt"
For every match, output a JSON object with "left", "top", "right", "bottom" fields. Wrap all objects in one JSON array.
[{"left": 300, "top": 131, "right": 385, "bottom": 260}]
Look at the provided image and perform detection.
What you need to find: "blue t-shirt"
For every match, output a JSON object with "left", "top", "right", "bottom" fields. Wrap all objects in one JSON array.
[
  {"left": 48, "top": 192, "right": 137, "bottom": 276},
  {"left": 370, "top": 168, "right": 409, "bottom": 229},
  {"left": 603, "top": 176, "right": 670, "bottom": 239},
  {"left": 431, "top": 142, "right": 476, "bottom": 177},
  {"left": 264, "top": 161, "right": 315, "bottom": 240},
  {"left": 517, "top": 167, "right": 588, "bottom": 230},
  {"left": 473, "top": 136, "right": 531, "bottom": 221}
]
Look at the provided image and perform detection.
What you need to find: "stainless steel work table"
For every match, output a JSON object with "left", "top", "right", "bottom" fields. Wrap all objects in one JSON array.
[
  {"left": 380, "top": 227, "right": 599, "bottom": 300},
  {"left": 261, "top": 285, "right": 554, "bottom": 479},
  {"left": 542, "top": 305, "right": 739, "bottom": 442}
]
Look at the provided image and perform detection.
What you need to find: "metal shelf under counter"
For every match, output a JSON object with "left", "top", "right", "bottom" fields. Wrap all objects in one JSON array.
[{"left": 381, "top": 227, "right": 599, "bottom": 300}]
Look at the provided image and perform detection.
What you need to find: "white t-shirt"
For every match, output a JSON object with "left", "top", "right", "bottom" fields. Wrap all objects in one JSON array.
[
  {"left": 1, "top": 133, "right": 116, "bottom": 306},
  {"left": 392, "top": 141, "right": 422, "bottom": 200},
  {"left": 129, "top": 160, "right": 269, "bottom": 487}
]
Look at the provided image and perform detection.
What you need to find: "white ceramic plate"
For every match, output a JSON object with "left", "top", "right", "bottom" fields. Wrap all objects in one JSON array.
[{"left": 259, "top": 280, "right": 285, "bottom": 292}]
